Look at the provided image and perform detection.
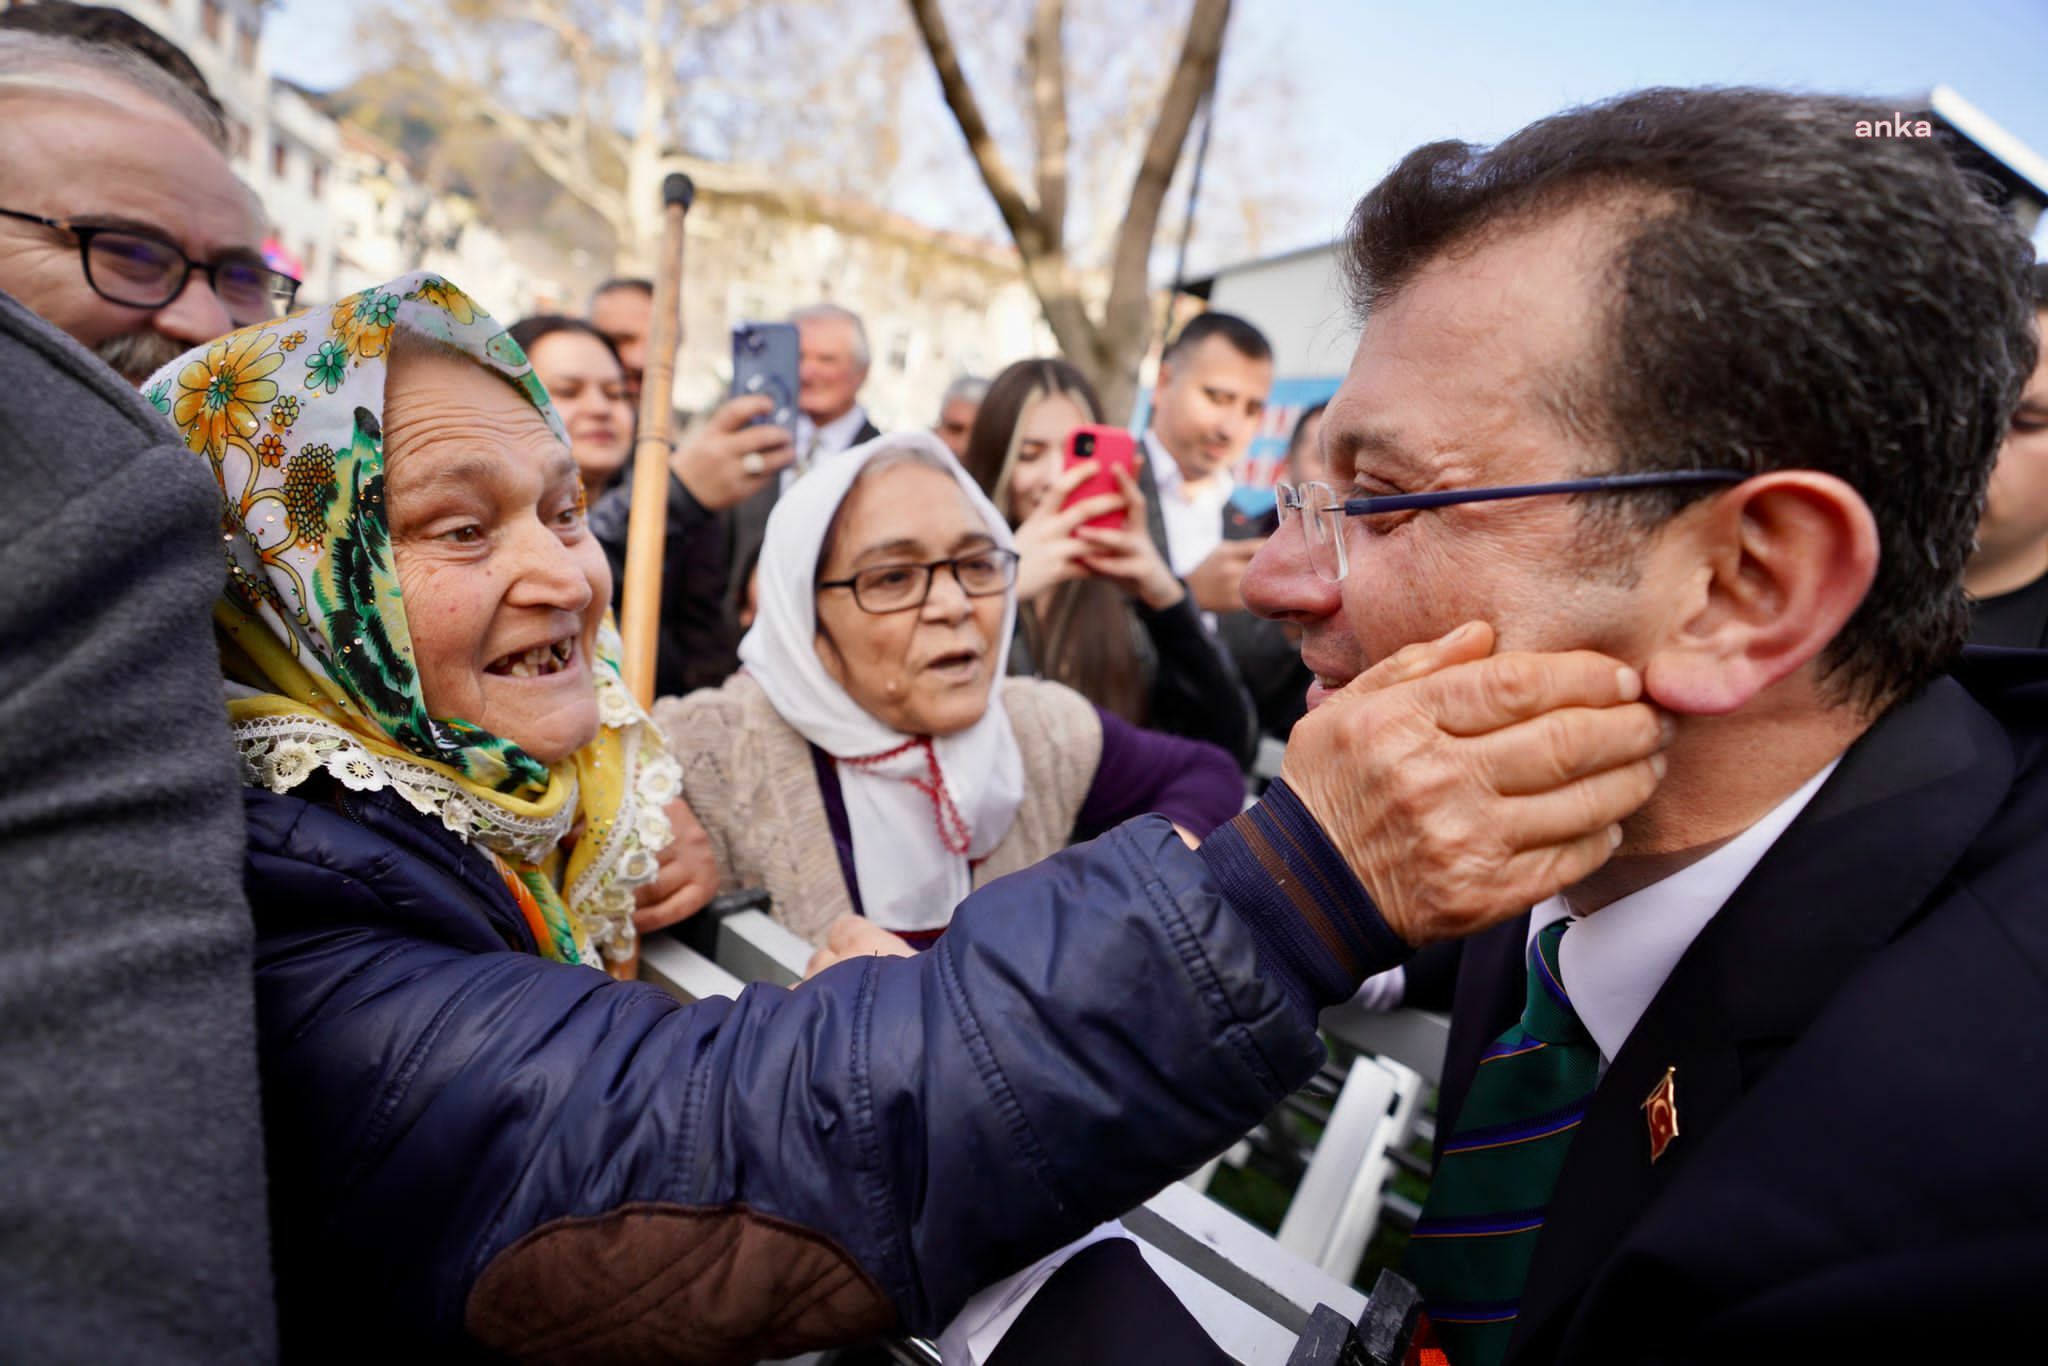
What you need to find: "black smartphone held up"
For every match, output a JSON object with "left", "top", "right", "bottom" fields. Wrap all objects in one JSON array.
[{"left": 730, "top": 322, "right": 799, "bottom": 433}]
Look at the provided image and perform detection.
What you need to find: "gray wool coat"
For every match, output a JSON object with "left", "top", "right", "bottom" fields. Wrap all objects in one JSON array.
[{"left": 0, "top": 291, "right": 277, "bottom": 1362}]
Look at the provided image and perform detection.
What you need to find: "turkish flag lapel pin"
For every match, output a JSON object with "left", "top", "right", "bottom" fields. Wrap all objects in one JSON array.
[{"left": 1642, "top": 1066, "right": 1680, "bottom": 1163}]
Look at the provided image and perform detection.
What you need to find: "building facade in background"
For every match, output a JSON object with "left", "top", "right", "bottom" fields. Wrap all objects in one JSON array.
[
  {"left": 648, "top": 157, "right": 1057, "bottom": 427},
  {"left": 10, "top": 0, "right": 1065, "bottom": 427}
]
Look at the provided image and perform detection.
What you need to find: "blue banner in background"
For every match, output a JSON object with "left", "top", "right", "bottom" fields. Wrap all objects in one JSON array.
[{"left": 1231, "top": 375, "right": 1342, "bottom": 515}]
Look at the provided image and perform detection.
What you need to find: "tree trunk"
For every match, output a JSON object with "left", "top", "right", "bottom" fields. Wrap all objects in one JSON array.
[
  {"left": 905, "top": 0, "right": 1232, "bottom": 424},
  {"left": 620, "top": 0, "right": 675, "bottom": 273}
]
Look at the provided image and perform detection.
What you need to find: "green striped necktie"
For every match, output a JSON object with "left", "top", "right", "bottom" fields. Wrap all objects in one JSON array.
[{"left": 1401, "top": 918, "right": 1597, "bottom": 1366}]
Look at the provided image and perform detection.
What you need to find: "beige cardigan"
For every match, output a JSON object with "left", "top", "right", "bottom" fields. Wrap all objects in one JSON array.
[{"left": 653, "top": 673, "right": 1104, "bottom": 946}]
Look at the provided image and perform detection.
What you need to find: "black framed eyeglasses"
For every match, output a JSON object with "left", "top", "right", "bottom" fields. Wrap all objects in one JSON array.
[
  {"left": 1275, "top": 469, "right": 1748, "bottom": 582},
  {"left": 0, "top": 206, "right": 300, "bottom": 323},
  {"left": 819, "top": 548, "right": 1021, "bottom": 614}
]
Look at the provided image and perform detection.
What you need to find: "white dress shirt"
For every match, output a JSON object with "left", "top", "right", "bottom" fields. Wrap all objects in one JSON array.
[
  {"left": 1143, "top": 428, "right": 1232, "bottom": 577},
  {"left": 1530, "top": 758, "right": 1840, "bottom": 1064},
  {"left": 1349, "top": 758, "right": 1841, "bottom": 1053},
  {"left": 785, "top": 404, "right": 871, "bottom": 490}
]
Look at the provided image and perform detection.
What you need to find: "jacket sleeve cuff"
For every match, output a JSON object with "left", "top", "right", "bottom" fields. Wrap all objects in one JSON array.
[
  {"left": 1198, "top": 778, "right": 1413, "bottom": 1020},
  {"left": 666, "top": 471, "right": 714, "bottom": 526}
]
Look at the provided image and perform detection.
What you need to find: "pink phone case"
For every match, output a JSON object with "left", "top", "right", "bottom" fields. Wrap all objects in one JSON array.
[{"left": 1062, "top": 425, "right": 1136, "bottom": 532}]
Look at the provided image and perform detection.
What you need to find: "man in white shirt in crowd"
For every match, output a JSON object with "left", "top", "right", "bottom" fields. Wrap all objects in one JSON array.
[
  {"left": 789, "top": 301, "right": 880, "bottom": 476},
  {"left": 1252, "top": 86, "right": 2046, "bottom": 1365},
  {"left": 1141, "top": 311, "right": 1274, "bottom": 613}
]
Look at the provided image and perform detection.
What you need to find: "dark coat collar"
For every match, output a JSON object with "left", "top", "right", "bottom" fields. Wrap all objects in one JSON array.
[{"left": 1510, "top": 675, "right": 2018, "bottom": 1362}]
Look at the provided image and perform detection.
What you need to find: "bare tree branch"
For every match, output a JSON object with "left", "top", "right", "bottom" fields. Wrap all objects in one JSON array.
[
  {"left": 1100, "top": 0, "right": 1229, "bottom": 360},
  {"left": 1028, "top": 0, "right": 1067, "bottom": 242},
  {"left": 903, "top": 0, "right": 1047, "bottom": 253},
  {"left": 459, "top": 85, "right": 627, "bottom": 231}
]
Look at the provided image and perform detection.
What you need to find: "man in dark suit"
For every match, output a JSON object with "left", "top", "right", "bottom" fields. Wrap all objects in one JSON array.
[
  {"left": 1966, "top": 262, "right": 2048, "bottom": 648},
  {"left": 1134, "top": 312, "right": 1278, "bottom": 760},
  {"left": 1137, "top": 312, "right": 1272, "bottom": 610},
  {"left": 1247, "top": 87, "right": 2046, "bottom": 1364}
]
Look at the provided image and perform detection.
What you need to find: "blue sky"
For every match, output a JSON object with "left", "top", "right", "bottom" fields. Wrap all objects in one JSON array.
[
  {"left": 264, "top": 0, "right": 2048, "bottom": 260},
  {"left": 1254, "top": 0, "right": 2048, "bottom": 256}
]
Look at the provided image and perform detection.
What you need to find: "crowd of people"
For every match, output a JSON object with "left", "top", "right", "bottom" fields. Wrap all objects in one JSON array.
[{"left": 2, "top": 4, "right": 2046, "bottom": 1365}]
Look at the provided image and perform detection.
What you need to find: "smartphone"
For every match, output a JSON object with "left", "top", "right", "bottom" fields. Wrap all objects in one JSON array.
[
  {"left": 730, "top": 322, "right": 799, "bottom": 433},
  {"left": 1062, "top": 425, "right": 1137, "bottom": 532}
]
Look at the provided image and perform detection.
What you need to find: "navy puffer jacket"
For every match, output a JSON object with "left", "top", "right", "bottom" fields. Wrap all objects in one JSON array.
[{"left": 244, "top": 781, "right": 1327, "bottom": 1360}]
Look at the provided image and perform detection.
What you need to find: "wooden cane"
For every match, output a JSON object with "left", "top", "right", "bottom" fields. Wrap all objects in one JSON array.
[{"left": 613, "top": 172, "right": 694, "bottom": 981}]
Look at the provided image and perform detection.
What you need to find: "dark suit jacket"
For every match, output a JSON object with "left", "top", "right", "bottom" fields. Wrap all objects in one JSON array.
[
  {"left": 1967, "top": 571, "right": 2048, "bottom": 649},
  {"left": 1411, "top": 653, "right": 2048, "bottom": 1363}
]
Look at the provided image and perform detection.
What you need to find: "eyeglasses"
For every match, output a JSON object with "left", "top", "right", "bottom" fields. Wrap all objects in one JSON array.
[
  {"left": 0, "top": 207, "right": 300, "bottom": 323},
  {"left": 819, "top": 548, "right": 1020, "bottom": 614},
  {"left": 1275, "top": 470, "right": 1748, "bottom": 582}
]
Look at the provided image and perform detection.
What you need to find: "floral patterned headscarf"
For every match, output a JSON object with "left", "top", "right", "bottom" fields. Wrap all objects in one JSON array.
[{"left": 144, "top": 271, "right": 679, "bottom": 968}]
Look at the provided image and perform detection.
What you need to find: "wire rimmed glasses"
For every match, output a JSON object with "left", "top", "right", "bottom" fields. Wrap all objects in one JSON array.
[
  {"left": 1274, "top": 470, "right": 1750, "bottom": 582},
  {"left": 0, "top": 207, "right": 301, "bottom": 324},
  {"left": 818, "top": 547, "right": 1021, "bottom": 614}
]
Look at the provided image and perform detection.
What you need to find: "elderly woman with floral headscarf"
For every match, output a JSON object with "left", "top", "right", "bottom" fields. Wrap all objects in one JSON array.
[{"left": 142, "top": 271, "right": 1486, "bottom": 1361}]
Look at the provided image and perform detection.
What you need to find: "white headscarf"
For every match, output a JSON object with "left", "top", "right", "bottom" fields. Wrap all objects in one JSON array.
[{"left": 738, "top": 432, "right": 1024, "bottom": 932}]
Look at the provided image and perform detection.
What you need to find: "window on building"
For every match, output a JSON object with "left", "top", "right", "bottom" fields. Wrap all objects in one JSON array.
[
  {"left": 309, "top": 163, "right": 324, "bottom": 199},
  {"left": 200, "top": 0, "right": 222, "bottom": 42},
  {"left": 272, "top": 140, "right": 288, "bottom": 179},
  {"left": 237, "top": 21, "right": 257, "bottom": 67},
  {"left": 225, "top": 117, "right": 249, "bottom": 161}
]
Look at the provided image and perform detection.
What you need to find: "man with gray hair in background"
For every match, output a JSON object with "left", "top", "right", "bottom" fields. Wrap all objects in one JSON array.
[
  {"left": 933, "top": 374, "right": 988, "bottom": 460},
  {"left": 789, "top": 300, "right": 882, "bottom": 471},
  {"left": 0, "top": 28, "right": 279, "bottom": 1362}
]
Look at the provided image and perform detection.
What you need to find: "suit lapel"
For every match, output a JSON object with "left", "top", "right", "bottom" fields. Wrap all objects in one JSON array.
[
  {"left": 1136, "top": 439, "right": 1172, "bottom": 564},
  {"left": 1509, "top": 677, "right": 2017, "bottom": 1362}
]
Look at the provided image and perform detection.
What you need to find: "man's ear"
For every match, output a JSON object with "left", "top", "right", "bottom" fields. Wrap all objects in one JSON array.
[
  {"left": 1155, "top": 356, "right": 1177, "bottom": 393},
  {"left": 1641, "top": 471, "right": 1879, "bottom": 716}
]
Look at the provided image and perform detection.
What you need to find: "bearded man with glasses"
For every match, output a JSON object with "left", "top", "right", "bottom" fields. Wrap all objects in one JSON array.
[{"left": 0, "top": 32, "right": 278, "bottom": 383}]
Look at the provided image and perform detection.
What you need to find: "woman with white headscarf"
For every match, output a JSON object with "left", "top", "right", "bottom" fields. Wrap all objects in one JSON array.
[{"left": 654, "top": 432, "right": 1243, "bottom": 959}]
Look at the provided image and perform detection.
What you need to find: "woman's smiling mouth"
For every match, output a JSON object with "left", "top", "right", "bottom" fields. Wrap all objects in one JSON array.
[{"left": 486, "top": 637, "right": 578, "bottom": 679}]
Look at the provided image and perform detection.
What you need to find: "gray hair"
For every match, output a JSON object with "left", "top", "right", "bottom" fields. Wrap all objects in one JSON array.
[
  {"left": 818, "top": 436, "right": 975, "bottom": 573},
  {"left": 789, "top": 302, "right": 870, "bottom": 368},
  {"left": 940, "top": 375, "right": 989, "bottom": 407},
  {"left": 0, "top": 31, "right": 226, "bottom": 150}
]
